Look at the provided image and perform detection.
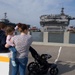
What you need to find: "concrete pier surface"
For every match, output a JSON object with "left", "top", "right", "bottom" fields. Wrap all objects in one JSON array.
[{"left": 27, "top": 44, "right": 75, "bottom": 75}]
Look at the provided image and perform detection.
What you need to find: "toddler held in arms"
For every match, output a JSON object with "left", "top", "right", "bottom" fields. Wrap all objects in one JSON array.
[{"left": 5, "top": 26, "right": 16, "bottom": 67}]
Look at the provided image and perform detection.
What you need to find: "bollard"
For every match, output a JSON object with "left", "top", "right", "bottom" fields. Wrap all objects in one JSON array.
[{"left": 0, "top": 53, "right": 10, "bottom": 75}]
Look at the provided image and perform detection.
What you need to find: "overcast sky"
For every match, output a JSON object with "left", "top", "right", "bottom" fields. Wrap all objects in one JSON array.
[{"left": 0, "top": 0, "right": 75, "bottom": 27}]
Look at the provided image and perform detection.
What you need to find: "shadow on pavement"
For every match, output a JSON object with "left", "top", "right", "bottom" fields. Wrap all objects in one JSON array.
[
  {"left": 57, "top": 61, "right": 75, "bottom": 75},
  {"left": 9, "top": 60, "right": 75, "bottom": 75}
]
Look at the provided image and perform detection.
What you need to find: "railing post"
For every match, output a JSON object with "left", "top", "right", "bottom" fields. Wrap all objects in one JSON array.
[
  {"left": 64, "top": 31, "right": 70, "bottom": 43},
  {"left": 43, "top": 32, "right": 48, "bottom": 43}
]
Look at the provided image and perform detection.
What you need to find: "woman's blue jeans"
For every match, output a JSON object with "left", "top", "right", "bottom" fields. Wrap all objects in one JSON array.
[{"left": 11, "top": 57, "right": 28, "bottom": 75}]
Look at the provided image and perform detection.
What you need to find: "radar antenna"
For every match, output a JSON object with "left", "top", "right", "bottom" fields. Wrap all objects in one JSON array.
[
  {"left": 61, "top": 7, "right": 64, "bottom": 15},
  {"left": 4, "top": 12, "right": 7, "bottom": 19}
]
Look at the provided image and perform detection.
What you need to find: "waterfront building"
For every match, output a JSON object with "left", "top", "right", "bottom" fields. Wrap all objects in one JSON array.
[
  {"left": 40, "top": 8, "right": 75, "bottom": 32},
  {"left": 67, "top": 26, "right": 75, "bottom": 33},
  {"left": 29, "top": 26, "right": 40, "bottom": 32}
]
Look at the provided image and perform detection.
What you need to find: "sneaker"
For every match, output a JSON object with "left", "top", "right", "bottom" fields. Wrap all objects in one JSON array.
[{"left": 12, "top": 61, "right": 16, "bottom": 67}]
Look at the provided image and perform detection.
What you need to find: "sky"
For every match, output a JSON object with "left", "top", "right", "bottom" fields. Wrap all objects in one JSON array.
[{"left": 0, "top": 0, "right": 75, "bottom": 28}]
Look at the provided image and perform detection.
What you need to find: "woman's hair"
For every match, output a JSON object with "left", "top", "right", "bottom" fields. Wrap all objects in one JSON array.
[
  {"left": 5, "top": 26, "right": 15, "bottom": 35},
  {"left": 0, "top": 22, "right": 7, "bottom": 30},
  {"left": 17, "top": 23, "right": 28, "bottom": 32},
  {"left": 16, "top": 23, "right": 22, "bottom": 28}
]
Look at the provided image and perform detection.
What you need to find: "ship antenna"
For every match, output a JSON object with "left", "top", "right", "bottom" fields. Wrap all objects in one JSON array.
[
  {"left": 61, "top": 7, "right": 64, "bottom": 15},
  {"left": 4, "top": 12, "right": 7, "bottom": 19}
]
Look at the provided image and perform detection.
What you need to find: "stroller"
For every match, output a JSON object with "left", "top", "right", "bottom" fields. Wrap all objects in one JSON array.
[{"left": 28, "top": 46, "right": 59, "bottom": 75}]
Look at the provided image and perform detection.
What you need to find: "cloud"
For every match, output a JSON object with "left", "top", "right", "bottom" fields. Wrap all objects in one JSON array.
[{"left": 0, "top": 0, "right": 75, "bottom": 27}]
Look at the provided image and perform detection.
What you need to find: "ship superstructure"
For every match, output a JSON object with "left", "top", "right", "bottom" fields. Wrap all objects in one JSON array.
[
  {"left": 0, "top": 13, "right": 16, "bottom": 26},
  {"left": 40, "top": 8, "right": 75, "bottom": 32}
]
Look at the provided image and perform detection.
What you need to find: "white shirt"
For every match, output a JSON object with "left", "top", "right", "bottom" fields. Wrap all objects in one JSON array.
[{"left": 6, "top": 35, "right": 14, "bottom": 46}]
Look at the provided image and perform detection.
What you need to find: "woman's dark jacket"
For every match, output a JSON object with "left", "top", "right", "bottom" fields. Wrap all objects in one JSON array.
[{"left": 0, "top": 30, "right": 9, "bottom": 52}]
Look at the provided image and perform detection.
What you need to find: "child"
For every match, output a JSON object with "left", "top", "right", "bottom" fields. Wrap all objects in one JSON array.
[{"left": 5, "top": 26, "right": 16, "bottom": 66}]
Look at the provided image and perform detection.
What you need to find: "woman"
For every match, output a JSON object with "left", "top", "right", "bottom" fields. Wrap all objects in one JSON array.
[{"left": 6, "top": 23, "right": 33, "bottom": 75}]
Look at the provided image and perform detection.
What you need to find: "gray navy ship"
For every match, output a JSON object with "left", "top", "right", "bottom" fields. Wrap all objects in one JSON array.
[
  {"left": 0, "top": 13, "right": 16, "bottom": 27},
  {"left": 40, "top": 8, "right": 75, "bottom": 32}
]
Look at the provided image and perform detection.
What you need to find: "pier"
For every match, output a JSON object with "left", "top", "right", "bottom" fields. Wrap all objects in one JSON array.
[
  {"left": 0, "top": 43, "right": 75, "bottom": 75},
  {"left": 27, "top": 44, "right": 75, "bottom": 75}
]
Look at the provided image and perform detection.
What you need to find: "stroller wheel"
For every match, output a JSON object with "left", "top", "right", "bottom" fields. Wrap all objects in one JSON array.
[
  {"left": 28, "top": 62, "right": 35, "bottom": 72},
  {"left": 49, "top": 67, "right": 58, "bottom": 75},
  {"left": 28, "top": 62, "right": 39, "bottom": 74}
]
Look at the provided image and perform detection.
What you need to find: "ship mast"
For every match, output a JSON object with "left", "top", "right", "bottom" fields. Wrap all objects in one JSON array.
[
  {"left": 61, "top": 7, "right": 64, "bottom": 15},
  {"left": 4, "top": 12, "right": 7, "bottom": 19}
]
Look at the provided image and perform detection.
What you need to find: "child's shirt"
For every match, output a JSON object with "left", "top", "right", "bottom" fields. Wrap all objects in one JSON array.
[{"left": 6, "top": 35, "right": 14, "bottom": 46}]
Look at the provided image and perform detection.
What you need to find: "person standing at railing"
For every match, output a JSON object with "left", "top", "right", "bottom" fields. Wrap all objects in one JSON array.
[{"left": 0, "top": 22, "right": 9, "bottom": 53}]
